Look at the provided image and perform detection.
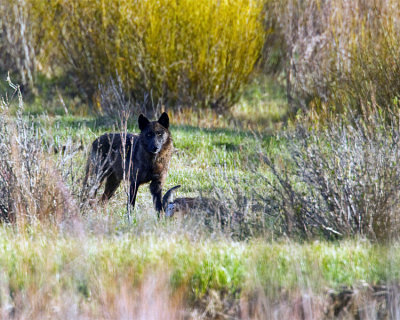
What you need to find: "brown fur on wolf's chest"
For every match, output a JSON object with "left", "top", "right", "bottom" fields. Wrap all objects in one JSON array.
[
  {"left": 151, "top": 147, "right": 172, "bottom": 177},
  {"left": 132, "top": 135, "right": 173, "bottom": 183},
  {"left": 82, "top": 113, "right": 173, "bottom": 214}
]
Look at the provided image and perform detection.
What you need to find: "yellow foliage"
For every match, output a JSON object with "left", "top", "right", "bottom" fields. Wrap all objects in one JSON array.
[{"left": 34, "top": 0, "right": 265, "bottom": 109}]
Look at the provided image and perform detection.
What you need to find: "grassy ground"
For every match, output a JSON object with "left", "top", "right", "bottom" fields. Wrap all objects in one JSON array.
[
  {"left": 0, "top": 76, "right": 397, "bottom": 319},
  {"left": 0, "top": 229, "right": 393, "bottom": 319},
  {"left": 31, "top": 76, "right": 284, "bottom": 209}
]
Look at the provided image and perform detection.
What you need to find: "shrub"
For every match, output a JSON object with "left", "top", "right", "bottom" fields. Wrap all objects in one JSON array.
[
  {"left": 257, "top": 0, "right": 287, "bottom": 75},
  {"left": 260, "top": 110, "right": 400, "bottom": 240},
  {"left": 36, "top": 0, "right": 265, "bottom": 111},
  {"left": 0, "top": 79, "right": 77, "bottom": 226},
  {"left": 0, "top": 0, "right": 46, "bottom": 87},
  {"left": 262, "top": 0, "right": 400, "bottom": 115},
  {"left": 330, "top": 0, "right": 400, "bottom": 114}
]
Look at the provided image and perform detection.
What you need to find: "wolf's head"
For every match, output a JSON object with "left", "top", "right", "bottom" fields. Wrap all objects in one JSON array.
[{"left": 138, "top": 112, "right": 170, "bottom": 154}]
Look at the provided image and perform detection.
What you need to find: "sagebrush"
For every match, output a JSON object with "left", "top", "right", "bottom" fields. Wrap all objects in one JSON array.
[
  {"left": 0, "top": 79, "right": 78, "bottom": 226},
  {"left": 262, "top": 109, "right": 400, "bottom": 240}
]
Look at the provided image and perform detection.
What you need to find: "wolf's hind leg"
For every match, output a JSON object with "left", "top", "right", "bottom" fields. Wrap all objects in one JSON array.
[{"left": 101, "top": 172, "right": 121, "bottom": 203}]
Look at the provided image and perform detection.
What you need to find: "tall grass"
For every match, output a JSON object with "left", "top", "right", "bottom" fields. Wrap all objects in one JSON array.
[{"left": 0, "top": 231, "right": 395, "bottom": 319}]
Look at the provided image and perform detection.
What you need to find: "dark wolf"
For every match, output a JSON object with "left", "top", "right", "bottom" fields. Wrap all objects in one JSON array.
[{"left": 82, "top": 112, "right": 173, "bottom": 214}]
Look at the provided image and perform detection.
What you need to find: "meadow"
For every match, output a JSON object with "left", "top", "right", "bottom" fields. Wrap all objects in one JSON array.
[
  {"left": 0, "top": 75, "right": 396, "bottom": 319},
  {"left": 2, "top": 0, "right": 400, "bottom": 318}
]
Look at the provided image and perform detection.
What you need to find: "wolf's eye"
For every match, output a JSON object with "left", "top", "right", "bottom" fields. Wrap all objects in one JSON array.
[
  {"left": 156, "top": 132, "right": 162, "bottom": 136},
  {"left": 146, "top": 133, "right": 153, "bottom": 137}
]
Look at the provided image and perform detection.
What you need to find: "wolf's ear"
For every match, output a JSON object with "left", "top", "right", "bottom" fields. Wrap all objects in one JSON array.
[
  {"left": 138, "top": 114, "right": 150, "bottom": 131},
  {"left": 158, "top": 112, "right": 169, "bottom": 129}
]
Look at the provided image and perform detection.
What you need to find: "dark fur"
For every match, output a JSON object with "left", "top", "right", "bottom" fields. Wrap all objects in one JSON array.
[
  {"left": 83, "top": 113, "right": 173, "bottom": 213},
  {"left": 162, "top": 185, "right": 219, "bottom": 218},
  {"left": 162, "top": 185, "right": 244, "bottom": 230}
]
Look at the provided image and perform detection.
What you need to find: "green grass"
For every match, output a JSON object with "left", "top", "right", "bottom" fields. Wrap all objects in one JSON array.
[
  {"left": 38, "top": 110, "right": 278, "bottom": 198},
  {"left": 251, "top": 241, "right": 388, "bottom": 292},
  {"left": 232, "top": 74, "right": 289, "bottom": 131},
  {"left": 0, "top": 228, "right": 393, "bottom": 312}
]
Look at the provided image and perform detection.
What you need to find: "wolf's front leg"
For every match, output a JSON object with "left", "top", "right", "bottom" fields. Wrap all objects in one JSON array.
[
  {"left": 150, "top": 180, "right": 163, "bottom": 216},
  {"left": 129, "top": 183, "right": 139, "bottom": 208}
]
